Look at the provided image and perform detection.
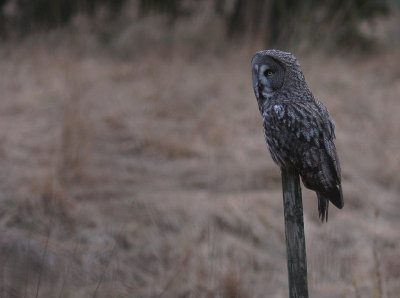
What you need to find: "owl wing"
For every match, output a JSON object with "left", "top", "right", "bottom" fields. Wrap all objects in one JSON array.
[{"left": 285, "top": 99, "right": 343, "bottom": 218}]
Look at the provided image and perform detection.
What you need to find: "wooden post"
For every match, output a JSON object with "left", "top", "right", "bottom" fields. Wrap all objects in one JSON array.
[{"left": 281, "top": 167, "right": 309, "bottom": 298}]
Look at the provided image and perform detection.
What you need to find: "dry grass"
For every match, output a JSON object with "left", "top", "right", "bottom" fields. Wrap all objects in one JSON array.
[{"left": 0, "top": 14, "right": 399, "bottom": 297}]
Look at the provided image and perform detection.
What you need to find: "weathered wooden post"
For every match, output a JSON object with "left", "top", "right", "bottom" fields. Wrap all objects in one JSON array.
[{"left": 281, "top": 167, "right": 309, "bottom": 298}]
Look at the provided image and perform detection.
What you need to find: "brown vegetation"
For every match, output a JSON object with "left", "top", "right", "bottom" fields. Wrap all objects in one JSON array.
[{"left": 0, "top": 9, "right": 400, "bottom": 297}]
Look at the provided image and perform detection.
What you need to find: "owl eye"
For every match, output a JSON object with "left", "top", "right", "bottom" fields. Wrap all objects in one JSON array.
[{"left": 264, "top": 70, "right": 273, "bottom": 76}]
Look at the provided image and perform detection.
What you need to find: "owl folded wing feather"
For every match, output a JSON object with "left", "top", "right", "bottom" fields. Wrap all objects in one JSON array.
[{"left": 284, "top": 100, "right": 343, "bottom": 219}]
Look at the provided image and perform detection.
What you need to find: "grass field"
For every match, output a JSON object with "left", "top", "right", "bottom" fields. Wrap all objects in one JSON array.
[{"left": 0, "top": 14, "right": 400, "bottom": 297}]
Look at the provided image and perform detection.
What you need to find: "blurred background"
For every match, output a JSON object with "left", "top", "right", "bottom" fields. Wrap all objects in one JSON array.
[{"left": 0, "top": 0, "right": 399, "bottom": 297}]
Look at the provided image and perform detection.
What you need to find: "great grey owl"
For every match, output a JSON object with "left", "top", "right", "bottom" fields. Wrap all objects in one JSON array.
[{"left": 251, "top": 49, "right": 343, "bottom": 221}]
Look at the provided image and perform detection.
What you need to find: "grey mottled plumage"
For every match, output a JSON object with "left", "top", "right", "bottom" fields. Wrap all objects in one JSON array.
[{"left": 251, "top": 49, "right": 343, "bottom": 221}]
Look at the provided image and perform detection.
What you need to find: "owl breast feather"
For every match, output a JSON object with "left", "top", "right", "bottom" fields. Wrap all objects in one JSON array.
[{"left": 261, "top": 99, "right": 333, "bottom": 170}]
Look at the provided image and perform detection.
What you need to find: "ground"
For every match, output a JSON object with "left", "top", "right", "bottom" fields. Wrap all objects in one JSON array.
[{"left": 0, "top": 25, "right": 399, "bottom": 297}]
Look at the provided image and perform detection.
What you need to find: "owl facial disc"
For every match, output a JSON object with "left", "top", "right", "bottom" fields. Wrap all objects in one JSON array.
[{"left": 252, "top": 55, "right": 285, "bottom": 104}]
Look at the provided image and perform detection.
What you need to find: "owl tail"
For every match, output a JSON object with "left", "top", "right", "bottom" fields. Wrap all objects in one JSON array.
[
  {"left": 317, "top": 193, "right": 329, "bottom": 222},
  {"left": 317, "top": 185, "right": 344, "bottom": 222}
]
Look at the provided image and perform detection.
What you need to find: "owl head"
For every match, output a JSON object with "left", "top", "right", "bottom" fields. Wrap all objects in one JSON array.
[{"left": 251, "top": 50, "right": 310, "bottom": 109}]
